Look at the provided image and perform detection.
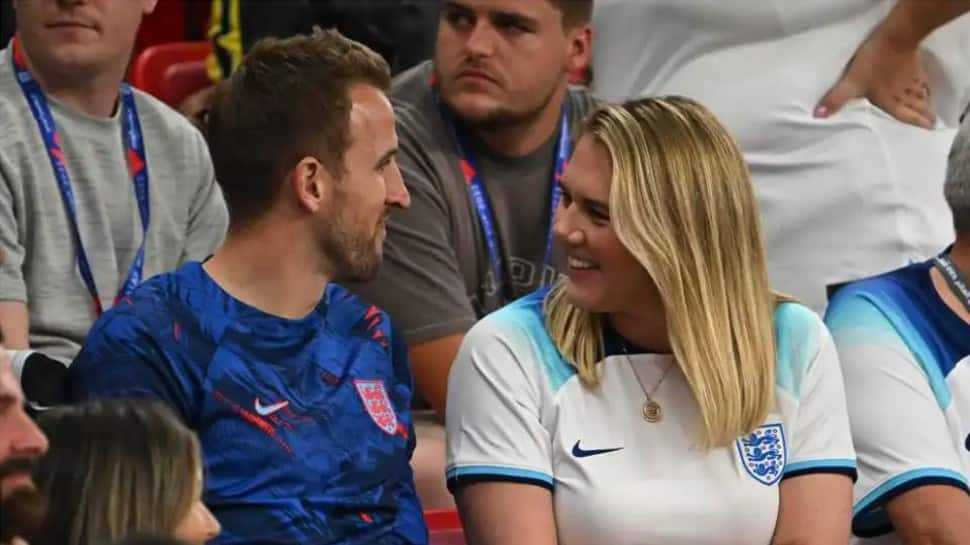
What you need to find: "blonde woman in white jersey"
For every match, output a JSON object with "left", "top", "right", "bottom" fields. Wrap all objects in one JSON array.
[{"left": 445, "top": 97, "right": 857, "bottom": 545}]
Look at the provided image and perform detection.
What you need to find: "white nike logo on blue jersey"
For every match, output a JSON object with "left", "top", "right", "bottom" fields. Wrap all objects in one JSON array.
[{"left": 254, "top": 398, "right": 289, "bottom": 416}]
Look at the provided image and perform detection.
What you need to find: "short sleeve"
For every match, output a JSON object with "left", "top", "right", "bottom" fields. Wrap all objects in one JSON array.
[
  {"left": 445, "top": 315, "right": 553, "bottom": 492},
  {"left": 826, "top": 294, "right": 969, "bottom": 538},
  {"left": 777, "top": 304, "right": 857, "bottom": 480},
  {"left": 69, "top": 304, "right": 200, "bottom": 424},
  {"left": 351, "top": 100, "right": 476, "bottom": 344}
]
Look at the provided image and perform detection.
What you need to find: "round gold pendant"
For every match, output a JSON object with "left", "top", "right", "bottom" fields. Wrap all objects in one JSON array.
[{"left": 642, "top": 400, "right": 663, "bottom": 423}]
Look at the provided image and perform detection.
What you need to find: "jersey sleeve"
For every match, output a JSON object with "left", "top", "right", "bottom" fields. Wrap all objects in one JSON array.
[
  {"left": 779, "top": 305, "right": 857, "bottom": 480},
  {"left": 68, "top": 300, "right": 200, "bottom": 425},
  {"left": 351, "top": 101, "right": 476, "bottom": 344},
  {"left": 445, "top": 313, "right": 553, "bottom": 492},
  {"left": 826, "top": 293, "right": 969, "bottom": 538}
]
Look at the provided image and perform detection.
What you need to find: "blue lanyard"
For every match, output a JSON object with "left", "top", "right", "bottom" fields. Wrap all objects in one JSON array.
[
  {"left": 437, "top": 94, "right": 569, "bottom": 296},
  {"left": 12, "top": 37, "right": 150, "bottom": 316}
]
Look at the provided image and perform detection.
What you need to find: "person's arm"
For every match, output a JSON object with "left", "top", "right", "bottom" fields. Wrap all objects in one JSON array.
[
  {"left": 772, "top": 308, "right": 857, "bottom": 545},
  {"left": 69, "top": 302, "right": 199, "bottom": 423},
  {"left": 0, "top": 171, "right": 29, "bottom": 349},
  {"left": 826, "top": 294, "right": 970, "bottom": 544},
  {"left": 179, "top": 130, "right": 228, "bottom": 263},
  {"left": 817, "top": 0, "right": 970, "bottom": 128},
  {"left": 446, "top": 312, "right": 557, "bottom": 545},
  {"left": 408, "top": 333, "right": 464, "bottom": 418},
  {"left": 0, "top": 302, "right": 28, "bottom": 349},
  {"left": 456, "top": 483, "right": 556, "bottom": 545}
]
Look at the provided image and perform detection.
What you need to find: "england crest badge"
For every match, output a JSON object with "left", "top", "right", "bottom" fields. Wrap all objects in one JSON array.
[
  {"left": 736, "top": 423, "right": 787, "bottom": 486},
  {"left": 354, "top": 379, "right": 398, "bottom": 435}
]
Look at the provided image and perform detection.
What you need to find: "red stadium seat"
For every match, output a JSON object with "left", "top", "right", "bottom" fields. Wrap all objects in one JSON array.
[
  {"left": 425, "top": 509, "right": 465, "bottom": 545},
  {"left": 130, "top": 41, "right": 213, "bottom": 107}
]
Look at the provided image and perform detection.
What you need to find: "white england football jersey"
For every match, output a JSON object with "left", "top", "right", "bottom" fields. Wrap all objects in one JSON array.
[
  {"left": 447, "top": 290, "right": 857, "bottom": 545},
  {"left": 826, "top": 259, "right": 970, "bottom": 545}
]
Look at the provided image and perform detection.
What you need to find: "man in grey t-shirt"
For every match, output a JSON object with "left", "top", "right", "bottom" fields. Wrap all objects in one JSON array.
[
  {"left": 351, "top": 0, "right": 595, "bottom": 506},
  {"left": 0, "top": 0, "right": 228, "bottom": 362}
]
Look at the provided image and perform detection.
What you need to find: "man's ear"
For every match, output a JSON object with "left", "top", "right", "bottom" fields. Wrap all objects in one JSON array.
[
  {"left": 566, "top": 25, "right": 593, "bottom": 81},
  {"left": 291, "top": 156, "right": 333, "bottom": 213}
]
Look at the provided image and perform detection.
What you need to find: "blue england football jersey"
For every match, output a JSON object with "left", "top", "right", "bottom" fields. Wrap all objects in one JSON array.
[
  {"left": 69, "top": 262, "right": 428, "bottom": 545},
  {"left": 826, "top": 259, "right": 970, "bottom": 544}
]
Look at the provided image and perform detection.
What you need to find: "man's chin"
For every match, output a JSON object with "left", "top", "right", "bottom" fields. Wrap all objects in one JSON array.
[{"left": 0, "top": 487, "right": 47, "bottom": 543}]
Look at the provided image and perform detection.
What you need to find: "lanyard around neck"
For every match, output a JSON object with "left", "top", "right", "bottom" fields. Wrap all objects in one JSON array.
[
  {"left": 11, "top": 36, "right": 151, "bottom": 316},
  {"left": 435, "top": 91, "right": 570, "bottom": 299}
]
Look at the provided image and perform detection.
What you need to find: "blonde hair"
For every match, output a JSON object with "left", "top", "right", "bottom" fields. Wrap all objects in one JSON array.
[
  {"left": 34, "top": 400, "right": 202, "bottom": 545},
  {"left": 545, "top": 96, "right": 786, "bottom": 448}
]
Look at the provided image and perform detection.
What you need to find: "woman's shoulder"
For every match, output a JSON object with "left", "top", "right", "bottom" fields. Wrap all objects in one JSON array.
[{"left": 772, "top": 301, "right": 827, "bottom": 398}]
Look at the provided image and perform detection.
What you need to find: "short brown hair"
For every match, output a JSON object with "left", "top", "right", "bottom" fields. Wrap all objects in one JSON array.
[
  {"left": 549, "top": 0, "right": 593, "bottom": 28},
  {"left": 205, "top": 28, "right": 391, "bottom": 228},
  {"left": 33, "top": 400, "right": 202, "bottom": 545}
]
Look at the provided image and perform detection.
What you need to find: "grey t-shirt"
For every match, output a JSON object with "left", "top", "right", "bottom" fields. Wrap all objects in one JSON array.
[
  {"left": 352, "top": 61, "right": 597, "bottom": 344},
  {"left": 0, "top": 46, "right": 228, "bottom": 361}
]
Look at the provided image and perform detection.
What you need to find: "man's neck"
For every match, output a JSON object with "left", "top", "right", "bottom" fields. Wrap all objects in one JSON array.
[
  {"left": 19, "top": 42, "right": 125, "bottom": 118},
  {"left": 474, "top": 85, "right": 568, "bottom": 158},
  {"left": 202, "top": 222, "right": 332, "bottom": 320},
  {"left": 950, "top": 237, "right": 970, "bottom": 277}
]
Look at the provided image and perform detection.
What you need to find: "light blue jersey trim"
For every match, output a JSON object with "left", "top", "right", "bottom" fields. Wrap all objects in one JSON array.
[
  {"left": 853, "top": 467, "right": 969, "bottom": 516},
  {"left": 774, "top": 302, "right": 819, "bottom": 399},
  {"left": 488, "top": 291, "right": 577, "bottom": 393},
  {"left": 826, "top": 292, "right": 952, "bottom": 409},
  {"left": 446, "top": 465, "right": 554, "bottom": 485},
  {"left": 785, "top": 459, "right": 856, "bottom": 475}
]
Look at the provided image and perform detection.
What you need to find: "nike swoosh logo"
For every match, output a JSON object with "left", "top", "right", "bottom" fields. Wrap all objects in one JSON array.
[
  {"left": 254, "top": 398, "right": 290, "bottom": 416},
  {"left": 965, "top": 432, "right": 970, "bottom": 452},
  {"left": 572, "top": 440, "right": 623, "bottom": 458}
]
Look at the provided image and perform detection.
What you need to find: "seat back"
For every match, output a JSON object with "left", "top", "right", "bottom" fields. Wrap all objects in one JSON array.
[{"left": 130, "top": 41, "right": 212, "bottom": 106}]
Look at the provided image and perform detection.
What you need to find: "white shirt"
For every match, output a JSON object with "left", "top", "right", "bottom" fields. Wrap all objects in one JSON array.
[
  {"left": 826, "top": 259, "right": 970, "bottom": 544},
  {"left": 592, "top": 0, "right": 970, "bottom": 312},
  {"left": 447, "top": 290, "right": 856, "bottom": 545}
]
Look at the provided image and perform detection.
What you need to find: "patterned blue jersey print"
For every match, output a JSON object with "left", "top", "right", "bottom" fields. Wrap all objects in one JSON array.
[{"left": 70, "top": 262, "right": 428, "bottom": 545}]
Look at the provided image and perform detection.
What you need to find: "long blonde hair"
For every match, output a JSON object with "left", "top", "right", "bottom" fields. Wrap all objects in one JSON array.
[
  {"left": 545, "top": 96, "right": 785, "bottom": 448},
  {"left": 34, "top": 400, "right": 203, "bottom": 545}
]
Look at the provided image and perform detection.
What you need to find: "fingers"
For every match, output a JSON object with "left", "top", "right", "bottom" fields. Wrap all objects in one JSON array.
[{"left": 815, "top": 78, "right": 863, "bottom": 118}]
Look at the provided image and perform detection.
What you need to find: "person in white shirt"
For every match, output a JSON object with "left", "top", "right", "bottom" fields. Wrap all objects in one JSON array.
[
  {"left": 446, "top": 97, "right": 857, "bottom": 545},
  {"left": 591, "top": 0, "right": 970, "bottom": 312},
  {"left": 825, "top": 113, "right": 970, "bottom": 545}
]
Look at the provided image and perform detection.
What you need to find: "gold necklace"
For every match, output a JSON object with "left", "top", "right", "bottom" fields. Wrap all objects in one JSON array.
[{"left": 625, "top": 353, "right": 674, "bottom": 423}]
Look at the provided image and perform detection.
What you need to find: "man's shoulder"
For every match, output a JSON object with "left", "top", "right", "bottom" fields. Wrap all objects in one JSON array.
[
  {"left": 95, "top": 262, "right": 212, "bottom": 340},
  {"left": 389, "top": 61, "right": 439, "bottom": 132}
]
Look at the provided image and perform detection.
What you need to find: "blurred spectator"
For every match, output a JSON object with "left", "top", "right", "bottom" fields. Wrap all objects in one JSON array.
[
  {"left": 179, "top": 0, "right": 439, "bottom": 118},
  {"left": 0, "top": 244, "right": 48, "bottom": 545},
  {"left": 447, "top": 97, "right": 855, "bottom": 545},
  {"left": 0, "top": 0, "right": 228, "bottom": 360},
  {"left": 31, "top": 400, "right": 220, "bottom": 545},
  {"left": 350, "top": 0, "right": 593, "bottom": 506},
  {"left": 593, "top": 0, "right": 970, "bottom": 312},
  {"left": 826, "top": 111, "right": 970, "bottom": 543},
  {"left": 70, "top": 30, "right": 426, "bottom": 544},
  {"left": 0, "top": 316, "right": 48, "bottom": 545},
  {"left": 207, "top": 0, "right": 437, "bottom": 78}
]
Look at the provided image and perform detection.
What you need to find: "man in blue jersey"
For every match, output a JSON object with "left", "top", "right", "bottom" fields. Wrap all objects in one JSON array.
[
  {"left": 68, "top": 29, "right": 425, "bottom": 545},
  {"left": 826, "top": 112, "right": 970, "bottom": 544}
]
